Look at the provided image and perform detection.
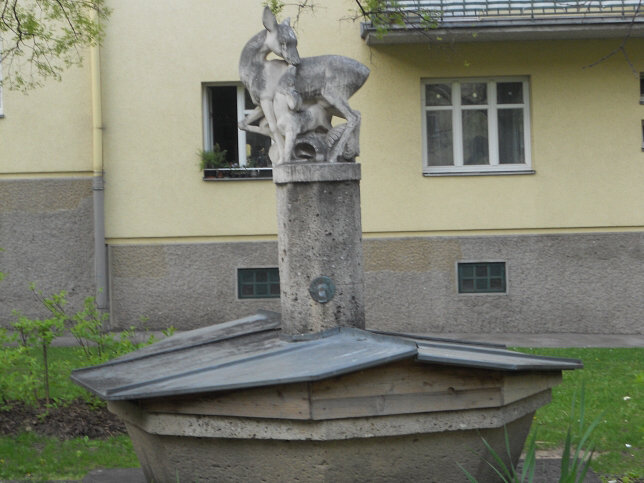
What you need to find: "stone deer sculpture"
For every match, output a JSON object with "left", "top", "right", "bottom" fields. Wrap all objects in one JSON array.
[
  {"left": 238, "top": 7, "right": 369, "bottom": 164},
  {"left": 274, "top": 65, "right": 333, "bottom": 162}
]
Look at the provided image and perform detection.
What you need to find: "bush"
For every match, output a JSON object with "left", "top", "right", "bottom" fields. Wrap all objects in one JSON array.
[{"left": 1, "top": 284, "right": 165, "bottom": 410}]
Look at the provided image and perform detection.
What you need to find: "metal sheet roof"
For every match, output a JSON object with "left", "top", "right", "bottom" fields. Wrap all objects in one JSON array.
[
  {"left": 71, "top": 311, "right": 582, "bottom": 401},
  {"left": 71, "top": 312, "right": 418, "bottom": 400},
  {"left": 415, "top": 340, "right": 582, "bottom": 371}
]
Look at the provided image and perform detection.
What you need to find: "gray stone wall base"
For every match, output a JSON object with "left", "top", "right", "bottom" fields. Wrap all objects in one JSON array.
[
  {"left": 108, "top": 242, "right": 281, "bottom": 330},
  {"left": 0, "top": 178, "right": 95, "bottom": 325},
  {"left": 363, "top": 232, "right": 644, "bottom": 334},
  {"left": 107, "top": 232, "right": 643, "bottom": 334}
]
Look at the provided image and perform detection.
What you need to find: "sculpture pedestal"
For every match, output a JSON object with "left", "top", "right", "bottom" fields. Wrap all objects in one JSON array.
[
  {"left": 107, "top": 360, "right": 559, "bottom": 482},
  {"left": 274, "top": 162, "right": 365, "bottom": 335}
]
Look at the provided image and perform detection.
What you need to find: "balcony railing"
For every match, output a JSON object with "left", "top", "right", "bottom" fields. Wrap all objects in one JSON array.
[
  {"left": 388, "top": 0, "right": 642, "bottom": 20},
  {"left": 362, "top": 0, "right": 643, "bottom": 42}
]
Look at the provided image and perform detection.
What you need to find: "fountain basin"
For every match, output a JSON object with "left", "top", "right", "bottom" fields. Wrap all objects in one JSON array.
[{"left": 72, "top": 311, "right": 581, "bottom": 482}]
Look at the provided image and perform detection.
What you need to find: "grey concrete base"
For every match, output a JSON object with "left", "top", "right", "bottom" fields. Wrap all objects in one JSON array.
[
  {"left": 275, "top": 162, "right": 365, "bottom": 334},
  {"left": 0, "top": 178, "right": 95, "bottom": 326},
  {"left": 108, "top": 241, "right": 281, "bottom": 330},
  {"left": 129, "top": 417, "right": 532, "bottom": 482},
  {"left": 104, "top": 232, "right": 643, "bottom": 334},
  {"left": 109, "top": 392, "right": 548, "bottom": 483},
  {"left": 122, "top": 411, "right": 533, "bottom": 483}
]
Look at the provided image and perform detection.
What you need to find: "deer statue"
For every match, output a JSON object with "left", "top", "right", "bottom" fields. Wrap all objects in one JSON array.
[
  {"left": 238, "top": 7, "right": 369, "bottom": 164},
  {"left": 273, "top": 65, "right": 334, "bottom": 163}
]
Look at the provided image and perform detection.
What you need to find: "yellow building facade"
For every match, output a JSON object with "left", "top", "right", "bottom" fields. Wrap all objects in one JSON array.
[{"left": 1, "top": 0, "right": 643, "bottom": 335}]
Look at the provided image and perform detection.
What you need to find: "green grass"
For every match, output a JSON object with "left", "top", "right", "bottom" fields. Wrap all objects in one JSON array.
[
  {"left": 0, "top": 347, "right": 642, "bottom": 481},
  {"left": 0, "top": 433, "right": 138, "bottom": 481},
  {"left": 515, "top": 348, "right": 643, "bottom": 479}
]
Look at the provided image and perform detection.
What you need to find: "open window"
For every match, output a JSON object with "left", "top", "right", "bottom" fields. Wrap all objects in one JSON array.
[{"left": 202, "top": 84, "right": 272, "bottom": 179}]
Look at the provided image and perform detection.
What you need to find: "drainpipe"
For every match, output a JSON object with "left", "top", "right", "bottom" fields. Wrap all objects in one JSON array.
[{"left": 90, "top": 34, "right": 108, "bottom": 314}]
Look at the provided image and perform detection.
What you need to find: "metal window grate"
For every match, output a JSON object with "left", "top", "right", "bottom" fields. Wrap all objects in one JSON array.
[
  {"left": 238, "top": 268, "right": 281, "bottom": 299},
  {"left": 458, "top": 262, "right": 507, "bottom": 293},
  {"left": 384, "top": 0, "right": 642, "bottom": 20}
]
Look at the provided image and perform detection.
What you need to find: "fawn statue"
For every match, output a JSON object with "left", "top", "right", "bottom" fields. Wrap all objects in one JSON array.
[{"left": 238, "top": 7, "right": 369, "bottom": 165}]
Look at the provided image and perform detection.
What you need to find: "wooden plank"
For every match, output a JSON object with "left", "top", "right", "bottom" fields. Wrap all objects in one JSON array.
[
  {"left": 311, "top": 360, "right": 503, "bottom": 400},
  {"left": 310, "top": 387, "right": 502, "bottom": 420},
  {"left": 502, "top": 372, "right": 562, "bottom": 405},
  {"left": 140, "top": 382, "right": 311, "bottom": 420}
]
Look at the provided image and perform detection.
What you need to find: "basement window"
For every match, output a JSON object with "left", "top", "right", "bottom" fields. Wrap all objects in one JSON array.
[
  {"left": 458, "top": 262, "right": 506, "bottom": 294},
  {"left": 238, "top": 268, "right": 280, "bottom": 299},
  {"left": 202, "top": 84, "right": 272, "bottom": 180}
]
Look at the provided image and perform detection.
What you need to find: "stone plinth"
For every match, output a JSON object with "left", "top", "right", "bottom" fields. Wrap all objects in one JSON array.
[
  {"left": 274, "top": 162, "right": 365, "bottom": 335},
  {"left": 108, "top": 360, "right": 559, "bottom": 482}
]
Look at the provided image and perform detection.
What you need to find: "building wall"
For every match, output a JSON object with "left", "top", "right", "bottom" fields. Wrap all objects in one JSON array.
[
  {"left": 0, "top": 59, "right": 95, "bottom": 325},
  {"left": 1, "top": 0, "right": 642, "bottom": 333},
  {"left": 0, "top": 62, "right": 93, "bottom": 175},
  {"left": 99, "top": 0, "right": 644, "bottom": 240}
]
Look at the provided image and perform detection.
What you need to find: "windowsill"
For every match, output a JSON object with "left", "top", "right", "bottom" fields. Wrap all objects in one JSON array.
[
  {"left": 203, "top": 167, "right": 273, "bottom": 181},
  {"left": 424, "top": 169, "right": 535, "bottom": 177}
]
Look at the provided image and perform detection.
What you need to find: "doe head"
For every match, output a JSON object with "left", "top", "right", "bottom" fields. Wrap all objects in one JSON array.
[{"left": 262, "top": 6, "right": 301, "bottom": 66}]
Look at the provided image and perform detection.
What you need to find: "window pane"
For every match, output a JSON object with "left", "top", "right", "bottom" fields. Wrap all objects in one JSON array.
[
  {"left": 462, "top": 110, "right": 489, "bottom": 165},
  {"left": 475, "top": 265, "right": 488, "bottom": 277},
  {"left": 425, "top": 84, "right": 451, "bottom": 106},
  {"left": 426, "top": 111, "right": 453, "bottom": 166},
  {"left": 498, "top": 108, "right": 525, "bottom": 164},
  {"left": 461, "top": 83, "right": 487, "bottom": 105},
  {"left": 240, "top": 272, "right": 254, "bottom": 283},
  {"left": 489, "top": 264, "right": 503, "bottom": 277},
  {"left": 255, "top": 271, "right": 267, "bottom": 283},
  {"left": 270, "top": 284, "right": 281, "bottom": 295},
  {"left": 462, "top": 279, "right": 474, "bottom": 291},
  {"left": 245, "top": 89, "right": 255, "bottom": 109},
  {"left": 246, "top": 132, "right": 272, "bottom": 168},
  {"left": 497, "top": 82, "right": 523, "bottom": 104},
  {"left": 209, "top": 86, "right": 238, "bottom": 163},
  {"left": 461, "top": 265, "right": 474, "bottom": 277},
  {"left": 241, "top": 285, "right": 254, "bottom": 296},
  {"left": 490, "top": 278, "right": 503, "bottom": 289}
]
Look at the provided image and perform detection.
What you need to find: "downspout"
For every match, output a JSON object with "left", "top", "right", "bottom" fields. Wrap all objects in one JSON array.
[{"left": 90, "top": 32, "right": 108, "bottom": 313}]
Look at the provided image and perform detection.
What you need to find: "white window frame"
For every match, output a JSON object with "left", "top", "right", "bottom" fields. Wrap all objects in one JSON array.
[
  {"left": 421, "top": 77, "right": 532, "bottom": 175},
  {"left": 202, "top": 83, "right": 262, "bottom": 167}
]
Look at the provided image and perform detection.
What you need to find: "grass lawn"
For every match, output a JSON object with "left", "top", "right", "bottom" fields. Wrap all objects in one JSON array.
[
  {"left": 0, "top": 433, "right": 138, "bottom": 481},
  {"left": 517, "top": 347, "right": 643, "bottom": 481},
  {"left": 0, "top": 346, "right": 642, "bottom": 481}
]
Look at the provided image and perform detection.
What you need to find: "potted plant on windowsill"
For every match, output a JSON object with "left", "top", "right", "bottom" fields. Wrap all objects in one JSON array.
[{"left": 199, "top": 144, "right": 228, "bottom": 179}]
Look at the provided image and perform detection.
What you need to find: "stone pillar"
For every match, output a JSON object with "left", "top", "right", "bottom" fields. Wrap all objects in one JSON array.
[{"left": 274, "top": 162, "right": 365, "bottom": 335}]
